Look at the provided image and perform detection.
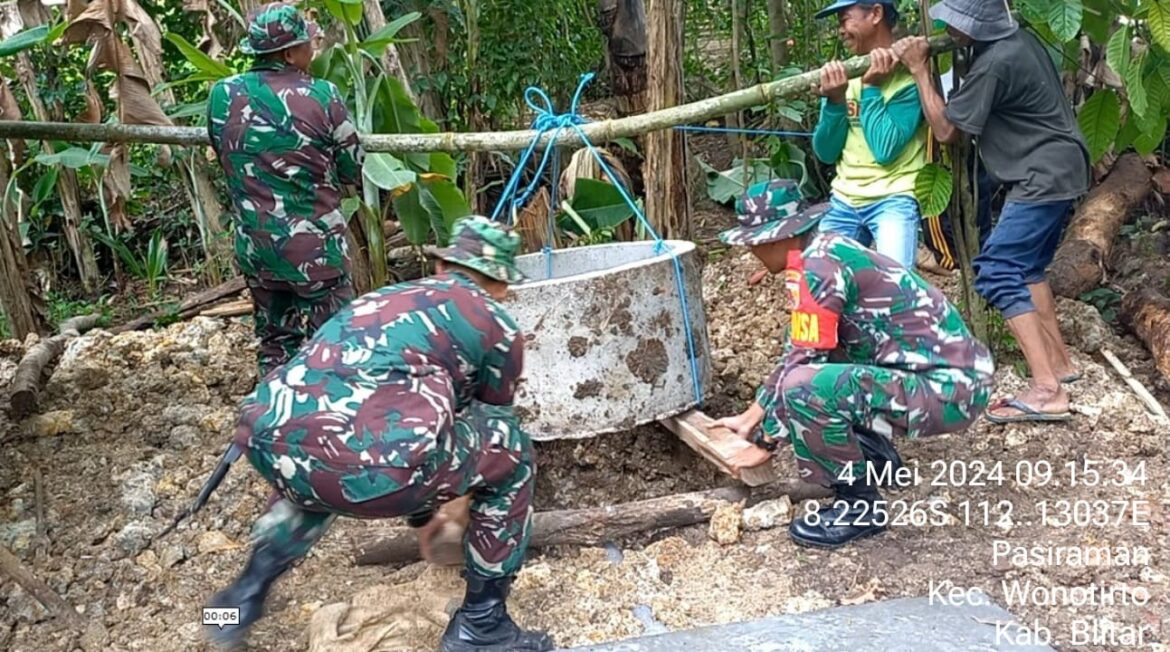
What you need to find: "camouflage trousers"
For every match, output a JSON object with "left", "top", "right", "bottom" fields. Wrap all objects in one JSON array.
[
  {"left": 241, "top": 405, "right": 536, "bottom": 578},
  {"left": 762, "top": 364, "right": 993, "bottom": 486},
  {"left": 245, "top": 275, "right": 354, "bottom": 376}
]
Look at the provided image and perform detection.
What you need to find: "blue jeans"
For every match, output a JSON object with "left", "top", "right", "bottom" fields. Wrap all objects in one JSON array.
[
  {"left": 973, "top": 200, "right": 1073, "bottom": 319},
  {"left": 818, "top": 194, "right": 921, "bottom": 268}
]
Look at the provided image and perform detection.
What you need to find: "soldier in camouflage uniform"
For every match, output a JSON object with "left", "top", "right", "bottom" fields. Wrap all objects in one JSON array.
[
  {"left": 715, "top": 179, "right": 995, "bottom": 549},
  {"left": 208, "top": 2, "right": 364, "bottom": 376},
  {"left": 203, "top": 217, "right": 553, "bottom": 652}
]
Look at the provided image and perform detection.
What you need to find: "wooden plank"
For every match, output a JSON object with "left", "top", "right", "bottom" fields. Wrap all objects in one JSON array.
[{"left": 660, "top": 409, "right": 779, "bottom": 487}]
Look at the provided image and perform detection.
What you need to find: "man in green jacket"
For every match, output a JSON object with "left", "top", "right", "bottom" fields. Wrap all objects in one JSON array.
[{"left": 811, "top": 0, "right": 928, "bottom": 269}]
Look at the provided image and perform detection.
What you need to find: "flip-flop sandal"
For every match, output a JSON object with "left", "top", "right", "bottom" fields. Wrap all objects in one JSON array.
[
  {"left": 985, "top": 398, "right": 1072, "bottom": 424},
  {"left": 1060, "top": 372, "right": 1083, "bottom": 384}
]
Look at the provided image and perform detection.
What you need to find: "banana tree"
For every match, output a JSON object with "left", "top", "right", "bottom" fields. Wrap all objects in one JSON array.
[{"left": 312, "top": 2, "right": 471, "bottom": 287}]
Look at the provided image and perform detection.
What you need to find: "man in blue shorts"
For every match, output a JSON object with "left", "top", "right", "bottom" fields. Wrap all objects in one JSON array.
[{"left": 894, "top": 0, "right": 1090, "bottom": 424}]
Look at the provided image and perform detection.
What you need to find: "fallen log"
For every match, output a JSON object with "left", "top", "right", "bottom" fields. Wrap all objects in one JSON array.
[
  {"left": 353, "top": 481, "right": 831, "bottom": 566},
  {"left": 110, "top": 276, "right": 245, "bottom": 333},
  {"left": 1048, "top": 153, "right": 1152, "bottom": 298},
  {"left": 8, "top": 314, "right": 101, "bottom": 420},
  {"left": 0, "top": 545, "right": 84, "bottom": 628},
  {"left": 1121, "top": 287, "right": 1170, "bottom": 384}
]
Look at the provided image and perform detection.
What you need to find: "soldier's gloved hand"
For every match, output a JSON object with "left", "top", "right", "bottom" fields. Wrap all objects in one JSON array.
[{"left": 406, "top": 508, "right": 435, "bottom": 528}]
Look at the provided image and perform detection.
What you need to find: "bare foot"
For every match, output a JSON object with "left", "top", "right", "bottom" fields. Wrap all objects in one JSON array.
[
  {"left": 987, "top": 384, "right": 1070, "bottom": 422},
  {"left": 1054, "top": 366, "right": 1081, "bottom": 382}
]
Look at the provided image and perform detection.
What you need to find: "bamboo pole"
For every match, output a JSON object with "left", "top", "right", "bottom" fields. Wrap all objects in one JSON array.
[{"left": 0, "top": 34, "right": 955, "bottom": 153}]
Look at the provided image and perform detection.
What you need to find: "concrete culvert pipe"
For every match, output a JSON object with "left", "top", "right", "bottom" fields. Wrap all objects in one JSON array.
[{"left": 502, "top": 240, "right": 712, "bottom": 441}]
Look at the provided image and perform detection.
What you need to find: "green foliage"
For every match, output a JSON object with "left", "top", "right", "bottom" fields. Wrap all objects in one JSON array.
[
  {"left": 1080, "top": 287, "right": 1122, "bottom": 324},
  {"left": 557, "top": 178, "right": 637, "bottom": 236},
  {"left": 46, "top": 292, "right": 111, "bottom": 330},
  {"left": 1047, "top": 0, "right": 1084, "bottom": 42},
  {"left": 697, "top": 157, "right": 775, "bottom": 205},
  {"left": 1078, "top": 89, "right": 1122, "bottom": 162},
  {"left": 144, "top": 230, "right": 170, "bottom": 298},
  {"left": 1042, "top": 2, "right": 1170, "bottom": 162},
  {"left": 0, "top": 25, "right": 51, "bottom": 57},
  {"left": 383, "top": 0, "right": 604, "bottom": 130},
  {"left": 914, "top": 163, "right": 954, "bottom": 218}
]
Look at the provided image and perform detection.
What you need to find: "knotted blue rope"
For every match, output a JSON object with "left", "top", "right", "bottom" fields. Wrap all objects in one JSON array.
[{"left": 489, "top": 73, "right": 704, "bottom": 407}]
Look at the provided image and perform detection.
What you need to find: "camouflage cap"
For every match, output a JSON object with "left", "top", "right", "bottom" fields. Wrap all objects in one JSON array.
[
  {"left": 718, "top": 179, "right": 829, "bottom": 246},
  {"left": 427, "top": 216, "right": 526, "bottom": 284},
  {"left": 239, "top": 2, "right": 319, "bottom": 56}
]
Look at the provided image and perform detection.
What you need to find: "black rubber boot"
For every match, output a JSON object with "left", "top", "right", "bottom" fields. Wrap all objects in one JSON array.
[
  {"left": 854, "top": 426, "right": 904, "bottom": 488},
  {"left": 203, "top": 540, "right": 297, "bottom": 648},
  {"left": 440, "top": 573, "right": 555, "bottom": 652},
  {"left": 788, "top": 476, "right": 888, "bottom": 550}
]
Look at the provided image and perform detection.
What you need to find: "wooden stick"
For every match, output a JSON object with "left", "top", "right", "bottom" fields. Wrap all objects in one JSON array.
[
  {"left": 199, "top": 299, "right": 253, "bottom": 318},
  {"left": 1100, "top": 348, "right": 1169, "bottom": 420},
  {"left": 352, "top": 481, "right": 830, "bottom": 566},
  {"left": 0, "top": 35, "right": 956, "bottom": 153},
  {"left": 8, "top": 314, "right": 102, "bottom": 420},
  {"left": 33, "top": 469, "right": 45, "bottom": 538},
  {"left": 110, "top": 276, "right": 246, "bottom": 334},
  {"left": 0, "top": 545, "right": 84, "bottom": 627}
]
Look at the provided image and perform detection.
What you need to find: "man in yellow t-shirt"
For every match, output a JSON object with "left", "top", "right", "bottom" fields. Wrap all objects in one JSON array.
[{"left": 811, "top": 0, "right": 927, "bottom": 269}]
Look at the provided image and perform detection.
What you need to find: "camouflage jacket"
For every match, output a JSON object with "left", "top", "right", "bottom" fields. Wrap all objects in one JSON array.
[
  {"left": 759, "top": 232, "right": 995, "bottom": 402},
  {"left": 235, "top": 271, "right": 526, "bottom": 469},
  {"left": 208, "top": 60, "right": 364, "bottom": 285}
]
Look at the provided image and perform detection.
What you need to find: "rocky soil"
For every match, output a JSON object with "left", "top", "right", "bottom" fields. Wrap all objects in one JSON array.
[{"left": 1, "top": 203, "right": 1168, "bottom": 651}]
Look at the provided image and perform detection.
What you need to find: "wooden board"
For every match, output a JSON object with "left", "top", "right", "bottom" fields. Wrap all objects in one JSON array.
[{"left": 659, "top": 409, "right": 779, "bottom": 487}]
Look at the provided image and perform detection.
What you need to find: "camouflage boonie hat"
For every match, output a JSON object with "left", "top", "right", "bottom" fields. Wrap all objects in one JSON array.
[
  {"left": 427, "top": 216, "right": 526, "bottom": 284},
  {"left": 239, "top": 2, "right": 319, "bottom": 56},
  {"left": 718, "top": 179, "right": 829, "bottom": 246}
]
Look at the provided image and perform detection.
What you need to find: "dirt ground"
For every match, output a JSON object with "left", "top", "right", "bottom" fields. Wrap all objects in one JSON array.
[{"left": 2, "top": 158, "right": 1170, "bottom": 651}]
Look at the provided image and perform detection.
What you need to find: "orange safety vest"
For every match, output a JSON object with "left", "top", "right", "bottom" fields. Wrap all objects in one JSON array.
[{"left": 783, "top": 250, "right": 840, "bottom": 351}]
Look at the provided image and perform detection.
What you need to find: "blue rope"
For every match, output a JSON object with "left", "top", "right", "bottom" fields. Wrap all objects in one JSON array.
[
  {"left": 674, "top": 124, "right": 814, "bottom": 138},
  {"left": 488, "top": 73, "right": 704, "bottom": 406}
]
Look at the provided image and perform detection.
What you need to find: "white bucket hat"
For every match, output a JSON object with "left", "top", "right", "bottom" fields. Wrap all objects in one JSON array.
[{"left": 929, "top": 0, "right": 1018, "bottom": 42}]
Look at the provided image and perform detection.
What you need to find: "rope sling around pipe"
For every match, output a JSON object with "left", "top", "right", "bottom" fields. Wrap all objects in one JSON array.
[
  {"left": 488, "top": 72, "right": 706, "bottom": 406},
  {"left": 0, "top": 34, "right": 955, "bottom": 153}
]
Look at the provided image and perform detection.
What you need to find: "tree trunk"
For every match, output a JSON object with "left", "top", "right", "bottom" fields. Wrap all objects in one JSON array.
[
  {"left": 1047, "top": 153, "right": 1153, "bottom": 299},
  {"left": 727, "top": 0, "right": 744, "bottom": 150},
  {"left": 0, "top": 139, "right": 48, "bottom": 339},
  {"left": 765, "top": 0, "right": 788, "bottom": 71},
  {"left": 396, "top": 16, "right": 443, "bottom": 122},
  {"left": 597, "top": 0, "right": 647, "bottom": 219},
  {"left": 362, "top": 0, "right": 419, "bottom": 104},
  {"left": 8, "top": 5, "right": 100, "bottom": 294},
  {"left": 1121, "top": 288, "right": 1170, "bottom": 384},
  {"left": 461, "top": 0, "right": 487, "bottom": 215},
  {"left": 8, "top": 314, "right": 102, "bottom": 419},
  {"left": 599, "top": 0, "right": 648, "bottom": 116},
  {"left": 643, "top": 0, "right": 691, "bottom": 240},
  {"left": 352, "top": 482, "right": 831, "bottom": 566}
]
